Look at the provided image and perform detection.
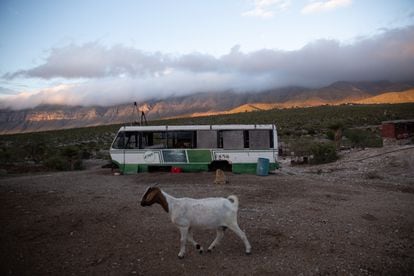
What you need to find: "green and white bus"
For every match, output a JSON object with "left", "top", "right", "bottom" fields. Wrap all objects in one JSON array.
[{"left": 110, "top": 124, "right": 278, "bottom": 174}]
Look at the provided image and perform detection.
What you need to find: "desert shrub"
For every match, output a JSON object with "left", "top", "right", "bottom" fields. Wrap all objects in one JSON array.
[
  {"left": 96, "top": 150, "right": 110, "bottom": 160},
  {"left": 288, "top": 138, "right": 314, "bottom": 156},
  {"left": 310, "top": 142, "right": 338, "bottom": 164},
  {"left": 81, "top": 148, "right": 92, "bottom": 159},
  {"left": 43, "top": 146, "right": 83, "bottom": 171},
  {"left": 23, "top": 142, "right": 47, "bottom": 163},
  {"left": 326, "top": 130, "right": 335, "bottom": 141},
  {"left": 344, "top": 129, "right": 382, "bottom": 148},
  {"left": 73, "top": 159, "right": 84, "bottom": 170},
  {"left": 0, "top": 148, "right": 12, "bottom": 164},
  {"left": 328, "top": 122, "right": 344, "bottom": 131},
  {"left": 306, "top": 127, "right": 317, "bottom": 135},
  {"left": 44, "top": 156, "right": 69, "bottom": 171},
  {"left": 61, "top": 146, "right": 82, "bottom": 170}
]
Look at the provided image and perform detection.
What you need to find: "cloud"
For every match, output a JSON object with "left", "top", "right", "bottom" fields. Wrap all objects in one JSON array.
[
  {"left": 1, "top": 25, "right": 414, "bottom": 109},
  {"left": 0, "top": 86, "right": 18, "bottom": 95},
  {"left": 301, "top": 0, "right": 352, "bottom": 14},
  {"left": 242, "top": 0, "right": 290, "bottom": 18},
  {"left": 3, "top": 42, "right": 170, "bottom": 79},
  {"left": 1, "top": 72, "right": 271, "bottom": 110}
]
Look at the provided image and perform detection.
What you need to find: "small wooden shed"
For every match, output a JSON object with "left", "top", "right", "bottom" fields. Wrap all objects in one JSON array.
[{"left": 381, "top": 119, "right": 414, "bottom": 144}]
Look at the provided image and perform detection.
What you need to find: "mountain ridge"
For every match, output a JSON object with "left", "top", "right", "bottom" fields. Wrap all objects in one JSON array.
[{"left": 1, "top": 81, "right": 414, "bottom": 134}]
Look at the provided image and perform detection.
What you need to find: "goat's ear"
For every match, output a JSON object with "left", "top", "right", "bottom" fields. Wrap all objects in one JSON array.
[
  {"left": 144, "top": 186, "right": 152, "bottom": 194},
  {"left": 142, "top": 186, "right": 153, "bottom": 199}
]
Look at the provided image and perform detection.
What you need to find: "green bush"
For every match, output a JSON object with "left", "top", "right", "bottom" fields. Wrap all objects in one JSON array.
[
  {"left": 44, "top": 156, "right": 70, "bottom": 171},
  {"left": 0, "top": 148, "right": 12, "bottom": 164},
  {"left": 43, "top": 146, "right": 83, "bottom": 171},
  {"left": 73, "top": 159, "right": 84, "bottom": 170},
  {"left": 288, "top": 138, "right": 314, "bottom": 156},
  {"left": 344, "top": 129, "right": 382, "bottom": 148},
  {"left": 326, "top": 130, "right": 335, "bottom": 141},
  {"left": 310, "top": 142, "right": 338, "bottom": 164}
]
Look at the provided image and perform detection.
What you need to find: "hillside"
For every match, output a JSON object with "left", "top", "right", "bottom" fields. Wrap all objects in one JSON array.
[
  {"left": 356, "top": 89, "right": 414, "bottom": 104},
  {"left": 1, "top": 81, "right": 413, "bottom": 134}
]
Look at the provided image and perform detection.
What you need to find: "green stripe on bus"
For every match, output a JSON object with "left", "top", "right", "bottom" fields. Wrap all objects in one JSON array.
[
  {"left": 123, "top": 164, "right": 139, "bottom": 174},
  {"left": 119, "top": 162, "right": 278, "bottom": 174},
  {"left": 232, "top": 162, "right": 278, "bottom": 174}
]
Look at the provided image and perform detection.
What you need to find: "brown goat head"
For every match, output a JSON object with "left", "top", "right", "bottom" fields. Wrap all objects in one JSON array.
[{"left": 141, "top": 186, "right": 169, "bottom": 213}]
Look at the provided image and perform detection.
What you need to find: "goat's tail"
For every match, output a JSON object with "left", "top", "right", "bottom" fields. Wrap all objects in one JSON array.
[{"left": 227, "top": 195, "right": 239, "bottom": 210}]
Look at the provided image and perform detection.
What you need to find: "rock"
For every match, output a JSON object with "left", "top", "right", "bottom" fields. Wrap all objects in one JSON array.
[{"left": 214, "top": 169, "right": 229, "bottom": 185}]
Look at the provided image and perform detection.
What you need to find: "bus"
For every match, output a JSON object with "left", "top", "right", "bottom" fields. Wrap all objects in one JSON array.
[{"left": 110, "top": 124, "right": 278, "bottom": 174}]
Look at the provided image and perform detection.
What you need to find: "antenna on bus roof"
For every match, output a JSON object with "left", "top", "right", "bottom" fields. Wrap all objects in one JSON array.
[
  {"left": 131, "top": 101, "right": 139, "bottom": 126},
  {"left": 140, "top": 110, "right": 148, "bottom": 126},
  {"left": 131, "top": 101, "right": 148, "bottom": 126}
]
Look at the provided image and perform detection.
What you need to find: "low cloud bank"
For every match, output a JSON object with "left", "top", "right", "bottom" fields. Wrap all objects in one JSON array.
[{"left": 2, "top": 25, "right": 414, "bottom": 110}]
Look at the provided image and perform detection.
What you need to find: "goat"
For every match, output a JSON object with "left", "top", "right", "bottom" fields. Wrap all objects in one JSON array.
[{"left": 140, "top": 186, "right": 251, "bottom": 259}]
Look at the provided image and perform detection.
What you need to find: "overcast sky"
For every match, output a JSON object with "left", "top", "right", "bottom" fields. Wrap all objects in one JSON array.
[{"left": 1, "top": 0, "right": 413, "bottom": 109}]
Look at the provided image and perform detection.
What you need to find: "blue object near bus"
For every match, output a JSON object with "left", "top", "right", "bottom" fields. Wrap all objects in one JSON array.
[{"left": 256, "top": 158, "right": 270, "bottom": 176}]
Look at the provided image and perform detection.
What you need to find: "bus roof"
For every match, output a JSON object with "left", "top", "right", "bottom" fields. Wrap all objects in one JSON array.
[{"left": 117, "top": 124, "right": 276, "bottom": 132}]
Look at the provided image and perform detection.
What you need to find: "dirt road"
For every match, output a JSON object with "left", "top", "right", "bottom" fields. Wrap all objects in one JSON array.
[{"left": 1, "top": 146, "right": 413, "bottom": 275}]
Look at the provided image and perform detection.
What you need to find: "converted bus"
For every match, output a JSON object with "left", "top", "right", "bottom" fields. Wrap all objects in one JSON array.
[{"left": 110, "top": 124, "right": 278, "bottom": 174}]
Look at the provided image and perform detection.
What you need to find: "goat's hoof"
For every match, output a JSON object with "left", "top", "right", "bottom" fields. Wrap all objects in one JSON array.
[
  {"left": 196, "top": 244, "right": 204, "bottom": 254},
  {"left": 207, "top": 248, "right": 212, "bottom": 253},
  {"left": 178, "top": 255, "right": 185, "bottom": 259},
  {"left": 245, "top": 251, "right": 252, "bottom": 256}
]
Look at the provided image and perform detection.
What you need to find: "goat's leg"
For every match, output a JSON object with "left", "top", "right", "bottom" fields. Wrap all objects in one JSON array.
[
  {"left": 228, "top": 223, "right": 252, "bottom": 255},
  {"left": 178, "top": 227, "right": 189, "bottom": 259},
  {"left": 187, "top": 228, "right": 204, "bottom": 254},
  {"left": 207, "top": 227, "right": 225, "bottom": 252}
]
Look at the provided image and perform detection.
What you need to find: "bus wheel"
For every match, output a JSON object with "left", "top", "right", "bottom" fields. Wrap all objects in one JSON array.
[{"left": 208, "top": 161, "right": 232, "bottom": 172}]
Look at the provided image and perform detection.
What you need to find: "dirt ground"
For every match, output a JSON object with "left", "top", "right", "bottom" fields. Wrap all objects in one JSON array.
[{"left": 1, "top": 145, "right": 413, "bottom": 275}]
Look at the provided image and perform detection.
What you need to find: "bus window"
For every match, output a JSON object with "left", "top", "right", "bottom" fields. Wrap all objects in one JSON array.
[
  {"left": 222, "top": 131, "right": 244, "bottom": 149},
  {"left": 141, "top": 132, "right": 152, "bottom": 148},
  {"left": 125, "top": 132, "right": 139, "bottom": 149},
  {"left": 249, "top": 130, "right": 271, "bottom": 149},
  {"left": 243, "top": 130, "right": 249, "bottom": 148},
  {"left": 197, "top": 130, "right": 218, "bottom": 148},
  {"left": 142, "top": 132, "right": 167, "bottom": 149},
  {"left": 112, "top": 131, "right": 125, "bottom": 149},
  {"left": 167, "top": 131, "right": 195, "bottom": 148}
]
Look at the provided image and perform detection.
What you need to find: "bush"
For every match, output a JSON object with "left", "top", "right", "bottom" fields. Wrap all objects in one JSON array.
[
  {"left": 326, "top": 130, "right": 335, "bottom": 141},
  {"left": 73, "top": 159, "right": 84, "bottom": 170},
  {"left": 288, "top": 138, "right": 314, "bottom": 156},
  {"left": 61, "top": 146, "right": 81, "bottom": 170},
  {"left": 344, "top": 129, "right": 382, "bottom": 148},
  {"left": 310, "top": 142, "right": 338, "bottom": 164},
  {"left": 43, "top": 146, "right": 84, "bottom": 171},
  {"left": 44, "top": 156, "right": 70, "bottom": 171},
  {"left": 0, "top": 148, "right": 12, "bottom": 164}
]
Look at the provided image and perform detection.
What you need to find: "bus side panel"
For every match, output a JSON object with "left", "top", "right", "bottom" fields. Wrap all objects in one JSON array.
[
  {"left": 232, "top": 163, "right": 257, "bottom": 174},
  {"left": 177, "top": 163, "right": 209, "bottom": 172},
  {"left": 232, "top": 162, "right": 278, "bottom": 174},
  {"left": 212, "top": 150, "right": 276, "bottom": 174},
  {"left": 186, "top": 149, "right": 212, "bottom": 162},
  {"left": 212, "top": 150, "right": 275, "bottom": 163}
]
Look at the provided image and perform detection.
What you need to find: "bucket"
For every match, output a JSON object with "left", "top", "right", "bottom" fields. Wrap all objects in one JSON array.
[
  {"left": 171, "top": 167, "right": 182, "bottom": 173},
  {"left": 256, "top": 158, "right": 269, "bottom": 176}
]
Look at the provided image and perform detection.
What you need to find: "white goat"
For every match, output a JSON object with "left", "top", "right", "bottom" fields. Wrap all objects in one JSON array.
[{"left": 140, "top": 186, "right": 251, "bottom": 259}]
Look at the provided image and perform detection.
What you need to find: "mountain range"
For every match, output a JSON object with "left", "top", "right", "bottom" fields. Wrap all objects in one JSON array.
[{"left": 1, "top": 81, "right": 414, "bottom": 134}]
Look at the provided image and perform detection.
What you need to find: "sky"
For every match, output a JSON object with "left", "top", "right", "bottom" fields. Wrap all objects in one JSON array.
[{"left": 1, "top": 0, "right": 414, "bottom": 109}]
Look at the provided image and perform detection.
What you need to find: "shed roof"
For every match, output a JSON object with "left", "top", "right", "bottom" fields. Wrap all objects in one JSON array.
[{"left": 381, "top": 119, "right": 414, "bottom": 124}]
